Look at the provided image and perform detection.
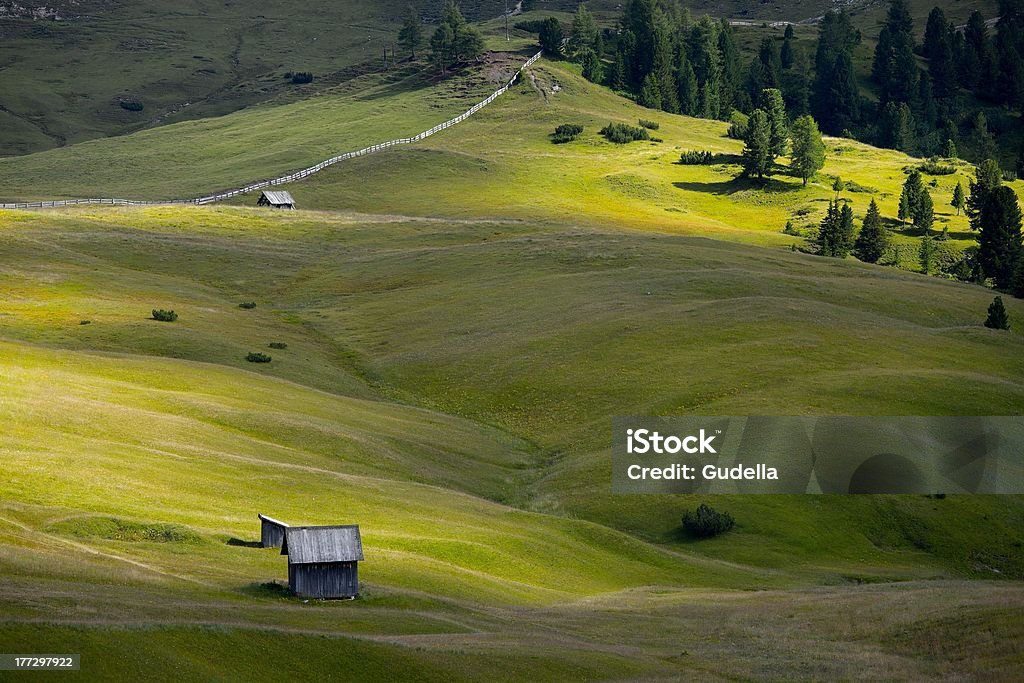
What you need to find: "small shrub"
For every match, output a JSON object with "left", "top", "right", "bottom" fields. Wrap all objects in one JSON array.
[
  {"left": 119, "top": 98, "right": 144, "bottom": 112},
  {"left": 151, "top": 309, "right": 177, "bottom": 322},
  {"left": 246, "top": 352, "right": 273, "bottom": 363},
  {"left": 551, "top": 123, "right": 583, "bottom": 144},
  {"left": 638, "top": 118, "right": 660, "bottom": 130},
  {"left": 513, "top": 19, "right": 547, "bottom": 33},
  {"left": 681, "top": 504, "right": 735, "bottom": 539},
  {"left": 783, "top": 220, "right": 801, "bottom": 236},
  {"left": 238, "top": 302, "right": 257, "bottom": 309},
  {"left": 268, "top": 342, "right": 288, "bottom": 350},
  {"left": 678, "top": 150, "right": 714, "bottom": 165},
  {"left": 599, "top": 122, "right": 649, "bottom": 144},
  {"left": 79, "top": 320, "right": 92, "bottom": 325},
  {"left": 289, "top": 72, "right": 313, "bottom": 84},
  {"left": 920, "top": 159, "right": 956, "bottom": 175}
]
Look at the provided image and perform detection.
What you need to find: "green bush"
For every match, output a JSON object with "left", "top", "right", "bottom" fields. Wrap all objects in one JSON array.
[
  {"left": 678, "top": 150, "right": 714, "bottom": 165},
  {"left": 920, "top": 159, "right": 956, "bottom": 175},
  {"left": 599, "top": 122, "right": 649, "bottom": 144},
  {"left": 289, "top": 72, "right": 314, "bottom": 84},
  {"left": 246, "top": 352, "right": 273, "bottom": 363},
  {"left": 119, "top": 98, "right": 144, "bottom": 112},
  {"left": 268, "top": 342, "right": 288, "bottom": 350},
  {"left": 552, "top": 123, "right": 583, "bottom": 144},
  {"left": 151, "top": 309, "right": 177, "bottom": 322},
  {"left": 238, "top": 302, "right": 257, "bottom": 309},
  {"left": 513, "top": 19, "right": 547, "bottom": 33},
  {"left": 638, "top": 118, "right": 660, "bottom": 130},
  {"left": 681, "top": 504, "right": 735, "bottom": 539}
]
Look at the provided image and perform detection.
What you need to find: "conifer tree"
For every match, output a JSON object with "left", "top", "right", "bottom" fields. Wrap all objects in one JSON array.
[
  {"left": 985, "top": 295, "right": 1010, "bottom": 329},
  {"left": 398, "top": 4, "right": 424, "bottom": 59},
  {"left": 919, "top": 234, "right": 936, "bottom": 274},
  {"left": 979, "top": 185, "right": 1024, "bottom": 290},
  {"left": 967, "top": 159, "right": 1004, "bottom": 230},
  {"left": 855, "top": 198, "right": 888, "bottom": 262},
  {"left": 789, "top": 115, "right": 825, "bottom": 186},
  {"left": 761, "top": 88, "right": 788, "bottom": 157},
  {"left": 741, "top": 109, "right": 774, "bottom": 179},
  {"left": 915, "top": 190, "right": 934, "bottom": 235},
  {"left": 952, "top": 181, "right": 966, "bottom": 216}
]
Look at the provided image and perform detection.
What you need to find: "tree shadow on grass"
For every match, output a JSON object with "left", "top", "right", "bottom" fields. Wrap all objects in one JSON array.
[
  {"left": 673, "top": 174, "right": 804, "bottom": 196},
  {"left": 226, "top": 537, "right": 263, "bottom": 548}
]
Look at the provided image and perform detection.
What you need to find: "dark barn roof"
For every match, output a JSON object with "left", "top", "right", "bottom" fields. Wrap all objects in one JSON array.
[{"left": 281, "top": 525, "right": 363, "bottom": 564}]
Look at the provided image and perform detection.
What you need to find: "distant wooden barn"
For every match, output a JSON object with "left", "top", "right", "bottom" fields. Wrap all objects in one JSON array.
[
  {"left": 257, "top": 190, "right": 296, "bottom": 209},
  {"left": 258, "top": 514, "right": 288, "bottom": 549},
  {"left": 281, "top": 525, "right": 363, "bottom": 599}
]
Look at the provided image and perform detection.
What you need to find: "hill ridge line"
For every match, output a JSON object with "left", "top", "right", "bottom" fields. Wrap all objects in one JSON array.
[{"left": 0, "top": 51, "right": 543, "bottom": 211}]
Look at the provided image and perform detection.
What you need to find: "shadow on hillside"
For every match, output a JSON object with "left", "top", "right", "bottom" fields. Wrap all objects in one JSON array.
[
  {"left": 226, "top": 537, "right": 263, "bottom": 548},
  {"left": 673, "top": 175, "right": 803, "bottom": 196}
]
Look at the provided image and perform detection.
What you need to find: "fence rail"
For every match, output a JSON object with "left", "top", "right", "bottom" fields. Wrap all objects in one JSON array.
[{"left": 1, "top": 51, "right": 543, "bottom": 211}]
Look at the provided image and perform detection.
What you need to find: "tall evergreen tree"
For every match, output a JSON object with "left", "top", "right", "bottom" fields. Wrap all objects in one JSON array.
[
  {"left": 398, "top": 4, "right": 424, "bottom": 59},
  {"left": 978, "top": 185, "right": 1024, "bottom": 290},
  {"left": 915, "top": 190, "right": 934, "bottom": 235},
  {"left": 639, "top": 72, "right": 662, "bottom": 109},
  {"left": 742, "top": 109, "right": 774, "bottom": 179},
  {"left": 923, "top": 7, "right": 949, "bottom": 60},
  {"left": 880, "top": 102, "right": 915, "bottom": 152},
  {"left": 538, "top": 17, "right": 564, "bottom": 57},
  {"left": 761, "top": 88, "right": 788, "bottom": 157},
  {"left": 855, "top": 198, "right": 888, "bottom": 263},
  {"left": 952, "top": 181, "right": 966, "bottom": 215},
  {"left": 675, "top": 47, "right": 699, "bottom": 116},
  {"left": 919, "top": 234, "right": 936, "bottom": 274},
  {"left": 967, "top": 159, "right": 1004, "bottom": 230},
  {"left": 820, "top": 200, "right": 854, "bottom": 257},
  {"left": 789, "top": 114, "right": 825, "bottom": 186},
  {"left": 873, "top": 0, "right": 918, "bottom": 105},
  {"left": 569, "top": 4, "right": 599, "bottom": 57},
  {"left": 781, "top": 24, "right": 796, "bottom": 69},
  {"left": 901, "top": 170, "right": 927, "bottom": 222},
  {"left": 813, "top": 11, "right": 860, "bottom": 134},
  {"left": 717, "top": 19, "right": 743, "bottom": 113}
]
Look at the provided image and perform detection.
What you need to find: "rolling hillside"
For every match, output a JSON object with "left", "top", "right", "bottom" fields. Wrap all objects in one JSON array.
[{"left": 1, "top": 11, "right": 1022, "bottom": 678}]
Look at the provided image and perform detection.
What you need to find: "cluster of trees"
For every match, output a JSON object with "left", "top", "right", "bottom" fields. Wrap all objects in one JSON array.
[
  {"left": 739, "top": 88, "right": 825, "bottom": 184},
  {"left": 898, "top": 171, "right": 935, "bottom": 233},
  {"left": 564, "top": 0, "right": 1023, "bottom": 166},
  {"left": 399, "top": 1, "right": 483, "bottom": 74},
  {"left": 968, "top": 160, "right": 1024, "bottom": 294}
]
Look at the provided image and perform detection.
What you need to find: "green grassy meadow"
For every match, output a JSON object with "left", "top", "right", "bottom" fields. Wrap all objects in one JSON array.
[{"left": 0, "top": 13, "right": 1022, "bottom": 678}]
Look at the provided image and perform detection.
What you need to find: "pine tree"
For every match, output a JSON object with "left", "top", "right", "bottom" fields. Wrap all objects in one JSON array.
[
  {"left": 742, "top": 109, "right": 774, "bottom": 179},
  {"left": 979, "top": 185, "right": 1024, "bottom": 290},
  {"left": 569, "top": 4, "right": 599, "bottom": 58},
  {"left": 398, "top": 4, "right": 424, "bottom": 59},
  {"left": 639, "top": 72, "right": 662, "bottom": 109},
  {"left": 819, "top": 200, "right": 840, "bottom": 256},
  {"left": 901, "top": 170, "right": 926, "bottom": 222},
  {"left": 538, "top": 17, "right": 564, "bottom": 57},
  {"left": 919, "top": 234, "right": 936, "bottom": 274},
  {"left": 675, "top": 48, "right": 699, "bottom": 115},
  {"left": 580, "top": 49, "right": 604, "bottom": 83},
  {"left": 781, "top": 24, "right": 796, "bottom": 69},
  {"left": 855, "top": 198, "right": 888, "bottom": 262},
  {"left": 915, "top": 190, "right": 934, "bottom": 235},
  {"left": 899, "top": 190, "right": 911, "bottom": 224},
  {"left": 838, "top": 202, "right": 855, "bottom": 257},
  {"left": 967, "top": 159, "right": 1004, "bottom": 230},
  {"left": 761, "top": 88, "right": 788, "bottom": 157},
  {"left": 985, "top": 296, "right": 1010, "bottom": 329},
  {"left": 945, "top": 139, "right": 957, "bottom": 159},
  {"left": 789, "top": 114, "right": 825, "bottom": 186},
  {"left": 952, "top": 181, "right": 966, "bottom": 215}
]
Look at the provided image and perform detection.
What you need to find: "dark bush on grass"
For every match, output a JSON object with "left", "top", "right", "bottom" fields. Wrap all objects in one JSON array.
[
  {"left": 599, "top": 122, "right": 649, "bottom": 144},
  {"left": 152, "top": 309, "right": 177, "bottom": 322},
  {"left": 682, "top": 504, "right": 735, "bottom": 538},
  {"left": 919, "top": 159, "right": 956, "bottom": 175},
  {"left": 679, "top": 150, "right": 714, "bottom": 165},
  {"left": 290, "top": 72, "right": 314, "bottom": 84},
  {"left": 246, "top": 352, "right": 272, "bottom": 363},
  {"left": 268, "top": 342, "right": 288, "bottom": 350},
  {"left": 238, "top": 302, "right": 257, "bottom": 309},
  {"left": 726, "top": 111, "right": 748, "bottom": 139},
  {"left": 119, "top": 98, "right": 144, "bottom": 112},
  {"left": 552, "top": 123, "right": 583, "bottom": 144},
  {"left": 638, "top": 118, "right": 660, "bottom": 130}
]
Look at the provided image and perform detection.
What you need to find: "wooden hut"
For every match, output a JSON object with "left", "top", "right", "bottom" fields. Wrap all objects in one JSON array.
[
  {"left": 258, "top": 514, "right": 288, "bottom": 549},
  {"left": 256, "top": 190, "right": 296, "bottom": 209},
  {"left": 281, "top": 525, "right": 363, "bottom": 599}
]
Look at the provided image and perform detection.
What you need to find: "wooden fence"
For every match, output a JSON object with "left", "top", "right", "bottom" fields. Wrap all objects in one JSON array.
[{"left": 0, "top": 51, "right": 543, "bottom": 210}]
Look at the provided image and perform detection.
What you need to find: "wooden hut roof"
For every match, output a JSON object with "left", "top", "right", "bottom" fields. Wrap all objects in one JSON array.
[
  {"left": 260, "top": 190, "right": 295, "bottom": 205},
  {"left": 258, "top": 513, "right": 288, "bottom": 528},
  {"left": 281, "top": 525, "right": 363, "bottom": 564}
]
